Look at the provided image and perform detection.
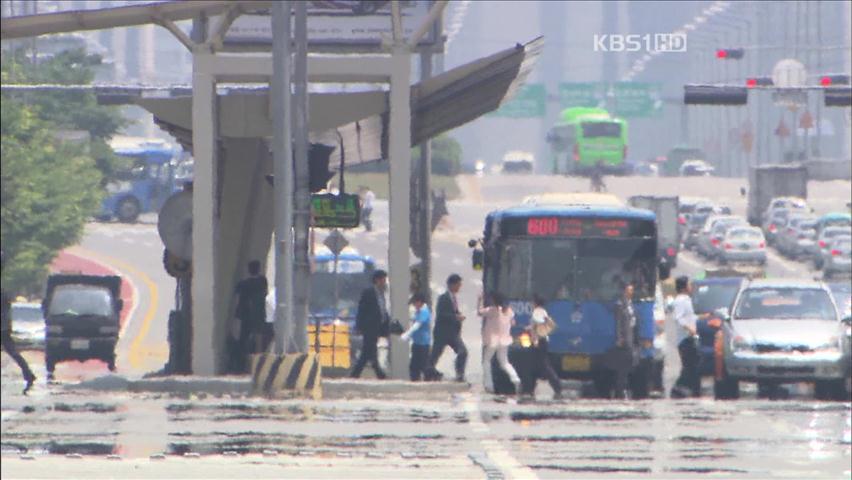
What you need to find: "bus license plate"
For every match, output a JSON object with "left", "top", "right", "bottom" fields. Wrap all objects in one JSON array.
[
  {"left": 70, "top": 339, "right": 90, "bottom": 350},
  {"left": 562, "top": 355, "right": 590, "bottom": 372}
]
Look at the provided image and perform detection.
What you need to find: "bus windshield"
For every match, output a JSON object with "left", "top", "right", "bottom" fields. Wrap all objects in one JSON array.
[
  {"left": 493, "top": 237, "right": 655, "bottom": 302},
  {"left": 581, "top": 122, "right": 621, "bottom": 138}
]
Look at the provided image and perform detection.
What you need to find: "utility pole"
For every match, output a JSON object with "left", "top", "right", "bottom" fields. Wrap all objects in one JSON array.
[
  {"left": 414, "top": 50, "right": 433, "bottom": 305},
  {"left": 271, "top": 1, "right": 294, "bottom": 355},
  {"left": 815, "top": 0, "right": 823, "bottom": 157},
  {"left": 292, "top": 0, "right": 311, "bottom": 353}
]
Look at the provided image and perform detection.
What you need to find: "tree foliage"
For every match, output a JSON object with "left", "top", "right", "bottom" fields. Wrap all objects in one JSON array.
[
  {"left": 1, "top": 48, "right": 121, "bottom": 294},
  {"left": 411, "top": 134, "right": 463, "bottom": 175}
]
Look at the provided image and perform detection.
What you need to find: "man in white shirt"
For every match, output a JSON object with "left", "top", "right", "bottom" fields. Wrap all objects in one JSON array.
[
  {"left": 670, "top": 276, "right": 705, "bottom": 398},
  {"left": 360, "top": 187, "right": 375, "bottom": 232}
]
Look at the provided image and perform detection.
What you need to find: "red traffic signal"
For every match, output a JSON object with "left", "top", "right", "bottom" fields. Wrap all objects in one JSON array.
[
  {"left": 820, "top": 74, "right": 850, "bottom": 86},
  {"left": 716, "top": 48, "right": 744, "bottom": 60},
  {"left": 746, "top": 77, "right": 773, "bottom": 88}
]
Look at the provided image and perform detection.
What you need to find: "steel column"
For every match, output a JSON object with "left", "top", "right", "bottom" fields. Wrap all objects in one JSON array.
[
  {"left": 388, "top": 43, "right": 412, "bottom": 379},
  {"left": 190, "top": 50, "right": 218, "bottom": 375},
  {"left": 271, "top": 1, "right": 293, "bottom": 355}
]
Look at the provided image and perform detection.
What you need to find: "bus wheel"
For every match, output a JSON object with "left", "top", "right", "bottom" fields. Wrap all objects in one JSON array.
[{"left": 116, "top": 197, "right": 141, "bottom": 223}]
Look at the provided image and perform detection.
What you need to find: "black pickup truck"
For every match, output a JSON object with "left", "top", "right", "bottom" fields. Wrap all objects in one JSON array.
[{"left": 43, "top": 274, "right": 123, "bottom": 378}]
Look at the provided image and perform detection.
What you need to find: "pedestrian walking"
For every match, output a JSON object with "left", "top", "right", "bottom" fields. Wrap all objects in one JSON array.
[
  {"left": 428, "top": 274, "right": 469, "bottom": 382},
  {"left": 360, "top": 186, "right": 375, "bottom": 232},
  {"left": 232, "top": 260, "right": 268, "bottom": 373},
  {"left": 589, "top": 160, "right": 607, "bottom": 193},
  {"left": 522, "top": 295, "right": 562, "bottom": 400},
  {"left": 478, "top": 292, "right": 521, "bottom": 394},
  {"left": 604, "top": 284, "right": 637, "bottom": 399},
  {"left": 351, "top": 270, "right": 389, "bottom": 379},
  {"left": 671, "top": 276, "right": 704, "bottom": 398},
  {"left": 1, "top": 252, "right": 36, "bottom": 394},
  {"left": 400, "top": 293, "right": 432, "bottom": 381}
]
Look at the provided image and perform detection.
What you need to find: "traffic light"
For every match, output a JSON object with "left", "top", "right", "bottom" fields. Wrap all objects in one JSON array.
[
  {"left": 824, "top": 87, "right": 852, "bottom": 107},
  {"left": 716, "top": 48, "right": 744, "bottom": 60},
  {"left": 746, "top": 77, "right": 773, "bottom": 88},
  {"left": 684, "top": 84, "right": 748, "bottom": 105},
  {"left": 820, "top": 74, "right": 851, "bottom": 86},
  {"left": 264, "top": 142, "right": 338, "bottom": 193},
  {"left": 308, "top": 143, "right": 337, "bottom": 193}
]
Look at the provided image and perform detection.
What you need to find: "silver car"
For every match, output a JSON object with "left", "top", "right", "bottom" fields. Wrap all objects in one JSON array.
[
  {"left": 714, "top": 279, "right": 850, "bottom": 401},
  {"left": 823, "top": 237, "right": 852, "bottom": 280},
  {"left": 718, "top": 227, "right": 767, "bottom": 265},
  {"left": 775, "top": 215, "right": 818, "bottom": 259},
  {"left": 10, "top": 302, "right": 45, "bottom": 350},
  {"left": 697, "top": 215, "right": 747, "bottom": 258},
  {"left": 815, "top": 226, "right": 852, "bottom": 269}
]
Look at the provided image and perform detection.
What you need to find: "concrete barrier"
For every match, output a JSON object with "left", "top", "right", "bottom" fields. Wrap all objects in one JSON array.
[{"left": 806, "top": 159, "right": 852, "bottom": 181}]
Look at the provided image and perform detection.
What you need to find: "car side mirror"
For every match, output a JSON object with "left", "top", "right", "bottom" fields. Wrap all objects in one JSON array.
[
  {"left": 842, "top": 315, "right": 852, "bottom": 326},
  {"left": 468, "top": 239, "right": 478, "bottom": 248},
  {"left": 715, "top": 307, "right": 731, "bottom": 322}
]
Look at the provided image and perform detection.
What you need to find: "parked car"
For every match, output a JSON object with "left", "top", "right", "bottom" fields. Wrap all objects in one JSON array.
[
  {"left": 10, "top": 301, "right": 45, "bottom": 350},
  {"left": 822, "top": 237, "right": 852, "bottom": 280},
  {"left": 718, "top": 226, "right": 767, "bottom": 265},
  {"left": 697, "top": 215, "right": 747, "bottom": 259},
  {"left": 814, "top": 226, "right": 852, "bottom": 269},
  {"left": 714, "top": 279, "right": 850, "bottom": 401},
  {"left": 775, "top": 215, "right": 818, "bottom": 259},
  {"left": 679, "top": 159, "right": 715, "bottom": 177},
  {"left": 692, "top": 276, "right": 744, "bottom": 377},
  {"left": 828, "top": 282, "right": 852, "bottom": 320}
]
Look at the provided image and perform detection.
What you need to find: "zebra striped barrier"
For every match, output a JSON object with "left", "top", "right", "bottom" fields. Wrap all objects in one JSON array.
[{"left": 250, "top": 352, "right": 322, "bottom": 400}]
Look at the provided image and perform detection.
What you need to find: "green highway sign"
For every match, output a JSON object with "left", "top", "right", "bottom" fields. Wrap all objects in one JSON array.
[
  {"left": 558, "top": 82, "right": 606, "bottom": 108},
  {"left": 488, "top": 83, "right": 546, "bottom": 118},
  {"left": 612, "top": 82, "right": 663, "bottom": 118},
  {"left": 311, "top": 193, "right": 361, "bottom": 229}
]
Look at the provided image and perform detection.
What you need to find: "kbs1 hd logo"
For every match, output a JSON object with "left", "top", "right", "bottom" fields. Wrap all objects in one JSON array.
[{"left": 593, "top": 34, "right": 687, "bottom": 53}]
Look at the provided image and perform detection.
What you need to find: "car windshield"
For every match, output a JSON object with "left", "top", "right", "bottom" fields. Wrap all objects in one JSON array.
[
  {"left": 734, "top": 288, "right": 837, "bottom": 320},
  {"left": 47, "top": 285, "right": 113, "bottom": 317},
  {"left": 693, "top": 282, "right": 740, "bottom": 314},
  {"left": 493, "top": 237, "right": 655, "bottom": 302},
  {"left": 11, "top": 305, "right": 43, "bottom": 324}
]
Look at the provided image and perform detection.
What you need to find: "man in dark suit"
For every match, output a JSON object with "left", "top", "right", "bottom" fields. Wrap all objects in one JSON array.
[
  {"left": 350, "top": 269, "right": 389, "bottom": 379},
  {"left": 428, "top": 274, "right": 468, "bottom": 382}
]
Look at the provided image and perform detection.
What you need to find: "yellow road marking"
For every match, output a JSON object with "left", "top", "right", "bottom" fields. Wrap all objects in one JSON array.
[{"left": 71, "top": 247, "right": 162, "bottom": 370}]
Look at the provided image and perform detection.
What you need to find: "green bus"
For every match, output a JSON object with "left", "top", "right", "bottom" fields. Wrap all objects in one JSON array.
[{"left": 546, "top": 107, "right": 629, "bottom": 176}]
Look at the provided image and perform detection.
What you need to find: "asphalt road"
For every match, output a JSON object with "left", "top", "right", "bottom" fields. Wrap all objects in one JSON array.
[{"left": 3, "top": 173, "right": 850, "bottom": 479}]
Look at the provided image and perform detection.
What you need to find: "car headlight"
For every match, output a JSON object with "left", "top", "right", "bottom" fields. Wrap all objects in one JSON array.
[
  {"left": 106, "top": 181, "right": 132, "bottom": 194},
  {"left": 99, "top": 325, "right": 119, "bottom": 334},
  {"left": 814, "top": 336, "right": 841, "bottom": 352},
  {"left": 732, "top": 335, "right": 753, "bottom": 352},
  {"left": 46, "top": 325, "right": 63, "bottom": 334}
]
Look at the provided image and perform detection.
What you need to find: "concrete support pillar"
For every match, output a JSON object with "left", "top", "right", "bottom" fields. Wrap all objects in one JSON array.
[
  {"left": 191, "top": 51, "right": 218, "bottom": 375},
  {"left": 388, "top": 44, "right": 412, "bottom": 379}
]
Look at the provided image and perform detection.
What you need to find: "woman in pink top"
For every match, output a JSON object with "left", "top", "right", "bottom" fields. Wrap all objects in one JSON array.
[{"left": 478, "top": 292, "right": 521, "bottom": 393}]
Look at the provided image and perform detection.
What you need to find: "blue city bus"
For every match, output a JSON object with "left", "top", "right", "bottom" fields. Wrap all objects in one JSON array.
[
  {"left": 100, "top": 137, "right": 180, "bottom": 223},
  {"left": 472, "top": 200, "right": 658, "bottom": 397}
]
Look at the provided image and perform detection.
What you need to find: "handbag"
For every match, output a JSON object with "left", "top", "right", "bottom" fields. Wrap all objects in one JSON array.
[
  {"left": 387, "top": 318, "right": 405, "bottom": 336},
  {"left": 533, "top": 315, "right": 557, "bottom": 339}
]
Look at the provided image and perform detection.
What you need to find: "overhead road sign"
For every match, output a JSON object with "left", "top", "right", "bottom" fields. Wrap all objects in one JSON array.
[{"left": 684, "top": 84, "right": 748, "bottom": 105}]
